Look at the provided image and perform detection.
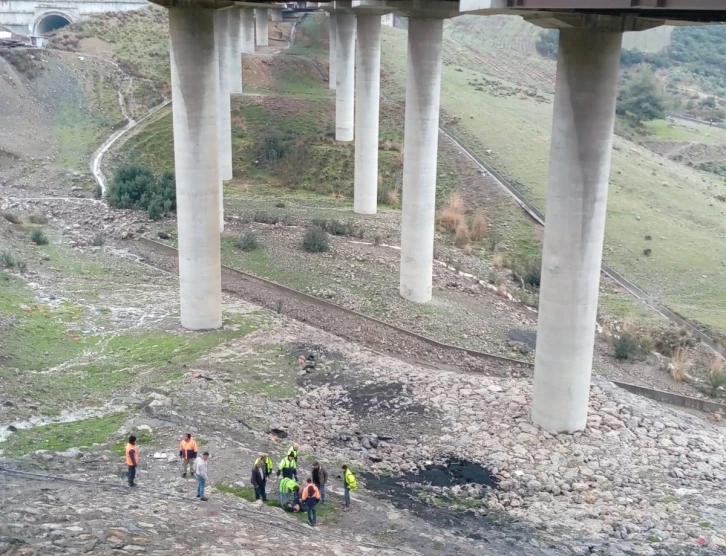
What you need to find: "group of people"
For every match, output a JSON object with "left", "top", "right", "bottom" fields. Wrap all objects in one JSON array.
[
  {"left": 249, "top": 442, "right": 357, "bottom": 527},
  {"left": 123, "top": 435, "right": 357, "bottom": 527}
]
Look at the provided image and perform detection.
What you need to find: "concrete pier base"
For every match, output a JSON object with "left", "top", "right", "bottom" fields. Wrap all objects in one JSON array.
[
  {"left": 531, "top": 29, "right": 623, "bottom": 433},
  {"left": 255, "top": 8, "right": 268, "bottom": 47},
  {"left": 399, "top": 18, "right": 444, "bottom": 303},
  {"left": 169, "top": 7, "right": 222, "bottom": 330},
  {"left": 240, "top": 8, "right": 255, "bottom": 54},
  {"left": 335, "top": 13, "right": 355, "bottom": 142},
  {"left": 354, "top": 14, "right": 381, "bottom": 215},
  {"left": 328, "top": 13, "right": 337, "bottom": 90}
]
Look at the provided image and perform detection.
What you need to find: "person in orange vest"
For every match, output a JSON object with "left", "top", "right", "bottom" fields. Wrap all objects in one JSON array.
[
  {"left": 179, "top": 433, "right": 198, "bottom": 478},
  {"left": 300, "top": 478, "right": 321, "bottom": 527},
  {"left": 125, "top": 435, "right": 139, "bottom": 487}
]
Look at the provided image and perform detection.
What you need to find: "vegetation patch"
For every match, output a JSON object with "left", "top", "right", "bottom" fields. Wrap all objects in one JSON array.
[
  {"left": 107, "top": 165, "right": 176, "bottom": 220},
  {"left": 1, "top": 413, "right": 127, "bottom": 456},
  {"left": 302, "top": 226, "right": 330, "bottom": 253}
]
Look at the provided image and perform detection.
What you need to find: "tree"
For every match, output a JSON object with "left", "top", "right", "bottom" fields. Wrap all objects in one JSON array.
[{"left": 617, "top": 66, "right": 666, "bottom": 123}]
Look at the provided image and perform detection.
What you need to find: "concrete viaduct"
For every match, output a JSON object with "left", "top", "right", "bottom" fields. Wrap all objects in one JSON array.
[
  {"left": 146, "top": 0, "right": 726, "bottom": 434},
  {"left": 0, "top": 0, "right": 147, "bottom": 39}
]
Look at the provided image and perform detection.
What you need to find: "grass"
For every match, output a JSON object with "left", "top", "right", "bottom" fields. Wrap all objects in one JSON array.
[
  {"left": 642, "top": 119, "right": 726, "bottom": 144},
  {"left": 1, "top": 413, "right": 127, "bottom": 456},
  {"left": 223, "top": 344, "right": 301, "bottom": 399},
  {"left": 216, "top": 483, "right": 340, "bottom": 524}
]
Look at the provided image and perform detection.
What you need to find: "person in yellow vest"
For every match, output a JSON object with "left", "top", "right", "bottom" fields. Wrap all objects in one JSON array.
[
  {"left": 342, "top": 464, "right": 357, "bottom": 509},
  {"left": 287, "top": 443, "right": 300, "bottom": 462},
  {"left": 277, "top": 453, "right": 298, "bottom": 481},
  {"left": 125, "top": 435, "right": 139, "bottom": 488},
  {"left": 254, "top": 453, "right": 273, "bottom": 479},
  {"left": 278, "top": 477, "right": 300, "bottom": 509},
  {"left": 179, "top": 433, "right": 198, "bottom": 478}
]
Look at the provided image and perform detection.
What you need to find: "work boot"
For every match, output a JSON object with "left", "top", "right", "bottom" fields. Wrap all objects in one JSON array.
[
  {"left": 191, "top": 472, "right": 195, "bottom": 477},
  {"left": 182, "top": 473, "right": 187, "bottom": 478}
]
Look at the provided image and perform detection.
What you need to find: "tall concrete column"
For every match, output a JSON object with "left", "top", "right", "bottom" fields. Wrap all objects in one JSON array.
[
  {"left": 532, "top": 29, "right": 623, "bottom": 433},
  {"left": 354, "top": 14, "right": 381, "bottom": 215},
  {"left": 215, "top": 9, "right": 233, "bottom": 231},
  {"left": 255, "top": 8, "right": 268, "bottom": 47},
  {"left": 169, "top": 7, "right": 222, "bottom": 330},
  {"left": 335, "top": 13, "right": 355, "bottom": 142},
  {"left": 328, "top": 13, "right": 337, "bottom": 90},
  {"left": 240, "top": 8, "right": 255, "bottom": 54},
  {"left": 228, "top": 9, "right": 242, "bottom": 94},
  {"left": 399, "top": 18, "right": 444, "bottom": 303}
]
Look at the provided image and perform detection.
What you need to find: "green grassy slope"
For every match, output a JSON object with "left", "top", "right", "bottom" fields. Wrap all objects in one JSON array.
[{"left": 382, "top": 24, "right": 726, "bottom": 336}]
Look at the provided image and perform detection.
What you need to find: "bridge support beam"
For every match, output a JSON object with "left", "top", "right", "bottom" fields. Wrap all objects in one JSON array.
[
  {"left": 328, "top": 13, "right": 337, "bottom": 90},
  {"left": 215, "top": 9, "right": 234, "bottom": 230},
  {"left": 255, "top": 8, "right": 268, "bottom": 47},
  {"left": 228, "top": 9, "right": 242, "bottom": 94},
  {"left": 354, "top": 14, "right": 381, "bottom": 215},
  {"left": 240, "top": 8, "right": 255, "bottom": 54},
  {"left": 169, "top": 6, "right": 222, "bottom": 330},
  {"left": 399, "top": 18, "right": 444, "bottom": 303},
  {"left": 335, "top": 13, "right": 355, "bottom": 142},
  {"left": 532, "top": 29, "right": 623, "bottom": 433}
]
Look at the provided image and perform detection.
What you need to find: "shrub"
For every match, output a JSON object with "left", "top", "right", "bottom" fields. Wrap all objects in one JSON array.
[
  {"left": 454, "top": 221, "right": 470, "bottom": 247},
  {"left": 488, "top": 230, "right": 502, "bottom": 251},
  {"left": 253, "top": 211, "right": 280, "bottom": 225},
  {"left": 643, "top": 248, "right": 652, "bottom": 257},
  {"left": 91, "top": 233, "right": 106, "bottom": 247},
  {"left": 16, "top": 261, "right": 27, "bottom": 273},
  {"left": 93, "top": 183, "right": 103, "bottom": 199},
  {"left": 670, "top": 348, "right": 691, "bottom": 382},
  {"left": 108, "top": 166, "right": 176, "bottom": 218},
  {"left": 469, "top": 211, "right": 488, "bottom": 241},
  {"left": 237, "top": 232, "right": 259, "bottom": 252},
  {"left": 2, "top": 212, "right": 21, "bottom": 224},
  {"left": 437, "top": 193, "right": 466, "bottom": 233},
  {"left": 30, "top": 229, "right": 48, "bottom": 245},
  {"left": 614, "top": 333, "right": 647, "bottom": 361},
  {"left": 302, "top": 226, "right": 329, "bottom": 253},
  {"left": 492, "top": 252, "right": 505, "bottom": 269},
  {"left": 511, "top": 255, "right": 542, "bottom": 289},
  {"left": 28, "top": 213, "right": 48, "bottom": 225},
  {"left": 708, "top": 357, "right": 726, "bottom": 396},
  {"left": 654, "top": 327, "right": 697, "bottom": 357},
  {"left": 1, "top": 251, "right": 15, "bottom": 268},
  {"left": 275, "top": 202, "right": 286, "bottom": 208},
  {"left": 275, "top": 300, "right": 284, "bottom": 314},
  {"left": 373, "top": 234, "right": 382, "bottom": 246}
]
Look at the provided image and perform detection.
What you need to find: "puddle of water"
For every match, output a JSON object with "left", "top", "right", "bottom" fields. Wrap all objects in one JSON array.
[{"left": 0, "top": 404, "right": 127, "bottom": 443}]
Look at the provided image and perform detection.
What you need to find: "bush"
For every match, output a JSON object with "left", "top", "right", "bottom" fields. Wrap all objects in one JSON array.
[
  {"left": 16, "top": 261, "right": 27, "bottom": 273},
  {"left": 92, "top": 183, "right": 103, "bottom": 199},
  {"left": 437, "top": 193, "right": 465, "bottom": 233},
  {"left": 614, "top": 333, "right": 646, "bottom": 361},
  {"left": 708, "top": 357, "right": 726, "bottom": 397},
  {"left": 91, "top": 233, "right": 106, "bottom": 247},
  {"left": 654, "top": 327, "right": 697, "bottom": 357},
  {"left": 275, "top": 202, "right": 286, "bottom": 208},
  {"left": 469, "top": 211, "right": 488, "bottom": 241},
  {"left": 237, "top": 232, "right": 259, "bottom": 252},
  {"left": 302, "top": 226, "right": 329, "bottom": 253},
  {"left": 1, "top": 251, "right": 15, "bottom": 268},
  {"left": 108, "top": 165, "right": 176, "bottom": 218},
  {"left": 28, "top": 213, "right": 48, "bottom": 225},
  {"left": 2, "top": 212, "right": 21, "bottom": 224},
  {"left": 311, "top": 219, "right": 361, "bottom": 237},
  {"left": 253, "top": 211, "right": 281, "bottom": 225},
  {"left": 511, "top": 255, "right": 541, "bottom": 289},
  {"left": 30, "top": 230, "right": 48, "bottom": 245},
  {"left": 669, "top": 348, "right": 691, "bottom": 382}
]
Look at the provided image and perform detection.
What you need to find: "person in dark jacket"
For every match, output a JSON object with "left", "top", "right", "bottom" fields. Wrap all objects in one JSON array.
[
  {"left": 311, "top": 461, "right": 328, "bottom": 504},
  {"left": 250, "top": 460, "right": 267, "bottom": 502}
]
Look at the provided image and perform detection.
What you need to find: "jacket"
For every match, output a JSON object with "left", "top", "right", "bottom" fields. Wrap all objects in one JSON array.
[
  {"left": 254, "top": 456, "right": 273, "bottom": 477},
  {"left": 279, "top": 477, "right": 299, "bottom": 494},
  {"left": 287, "top": 445, "right": 298, "bottom": 461},
  {"left": 312, "top": 465, "right": 328, "bottom": 486},
  {"left": 250, "top": 466, "right": 266, "bottom": 489},
  {"left": 277, "top": 457, "right": 297, "bottom": 479},
  {"left": 179, "top": 438, "right": 198, "bottom": 459},
  {"left": 195, "top": 458, "right": 208, "bottom": 480},
  {"left": 344, "top": 468, "right": 357, "bottom": 490},
  {"left": 301, "top": 484, "right": 320, "bottom": 507}
]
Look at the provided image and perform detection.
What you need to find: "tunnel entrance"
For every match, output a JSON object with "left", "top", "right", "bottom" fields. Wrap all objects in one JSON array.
[{"left": 34, "top": 14, "right": 71, "bottom": 36}]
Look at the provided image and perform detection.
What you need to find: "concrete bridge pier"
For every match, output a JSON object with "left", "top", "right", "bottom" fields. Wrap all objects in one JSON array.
[
  {"left": 240, "top": 8, "right": 255, "bottom": 54},
  {"left": 353, "top": 14, "right": 382, "bottom": 215},
  {"left": 399, "top": 17, "right": 444, "bottom": 303},
  {"left": 215, "top": 9, "right": 234, "bottom": 230},
  {"left": 328, "top": 13, "right": 337, "bottom": 90},
  {"left": 532, "top": 28, "right": 623, "bottom": 433},
  {"left": 255, "top": 8, "right": 268, "bottom": 47},
  {"left": 335, "top": 13, "right": 355, "bottom": 141},
  {"left": 168, "top": 6, "right": 222, "bottom": 330},
  {"left": 228, "top": 8, "right": 242, "bottom": 94}
]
